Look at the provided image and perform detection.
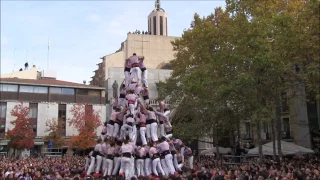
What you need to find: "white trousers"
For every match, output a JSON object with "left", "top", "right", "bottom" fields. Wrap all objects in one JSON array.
[
  {"left": 128, "top": 103, "right": 136, "bottom": 117},
  {"left": 144, "top": 99, "right": 150, "bottom": 106},
  {"left": 121, "top": 157, "right": 132, "bottom": 180},
  {"left": 113, "top": 123, "right": 121, "bottom": 138},
  {"left": 152, "top": 158, "right": 165, "bottom": 176},
  {"left": 112, "top": 157, "right": 121, "bottom": 175},
  {"left": 146, "top": 122, "right": 158, "bottom": 142},
  {"left": 130, "top": 67, "right": 141, "bottom": 82},
  {"left": 181, "top": 147, "right": 185, "bottom": 162},
  {"left": 139, "top": 127, "right": 147, "bottom": 146},
  {"left": 120, "top": 124, "right": 134, "bottom": 140},
  {"left": 141, "top": 69, "right": 148, "bottom": 87},
  {"left": 132, "top": 125, "right": 137, "bottom": 145},
  {"left": 103, "top": 158, "right": 113, "bottom": 176},
  {"left": 124, "top": 71, "right": 130, "bottom": 87},
  {"left": 85, "top": 157, "right": 90, "bottom": 171},
  {"left": 95, "top": 155, "right": 103, "bottom": 173},
  {"left": 145, "top": 158, "right": 152, "bottom": 176},
  {"left": 187, "top": 156, "right": 194, "bottom": 169},
  {"left": 87, "top": 156, "right": 95, "bottom": 175},
  {"left": 165, "top": 154, "right": 176, "bottom": 175},
  {"left": 107, "top": 123, "right": 114, "bottom": 138},
  {"left": 102, "top": 157, "right": 107, "bottom": 175},
  {"left": 118, "top": 97, "right": 126, "bottom": 108},
  {"left": 173, "top": 154, "right": 181, "bottom": 171},
  {"left": 160, "top": 158, "right": 169, "bottom": 175},
  {"left": 165, "top": 133, "right": 173, "bottom": 140},
  {"left": 130, "top": 157, "right": 135, "bottom": 178},
  {"left": 159, "top": 123, "right": 165, "bottom": 137},
  {"left": 136, "top": 159, "right": 145, "bottom": 176}
]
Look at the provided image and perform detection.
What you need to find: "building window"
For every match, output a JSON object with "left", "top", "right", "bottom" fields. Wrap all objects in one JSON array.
[
  {"left": 58, "top": 104, "right": 66, "bottom": 136},
  {"left": 0, "top": 84, "right": 18, "bottom": 92},
  {"left": 50, "top": 87, "right": 74, "bottom": 95},
  {"left": 50, "top": 87, "right": 62, "bottom": 94},
  {"left": 77, "top": 89, "right": 89, "bottom": 96},
  {"left": 282, "top": 118, "right": 291, "bottom": 139},
  {"left": 166, "top": 17, "right": 168, "bottom": 36},
  {"left": 160, "top": 16, "right": 163, "bottom": 35},
  {"left": 153, "top": 16, "right": 157, "bottom": 35},
  {"left": 34, "top": 86, "right": 48, "bottom": 93},
  {"left": 20, "top": 85, "right": 48, "bottom": 94},
  {"left": 148, "top": 18, "right": 150, "bottom": 32},
  {"left": 0, "top": 102, "right": 6, "bottom": 138},
  {"left": 61, "top": 88, "right": 74, "bottom": 95},
  {"left": 29, "top": 103, "right": 38, "bottom": 134}
]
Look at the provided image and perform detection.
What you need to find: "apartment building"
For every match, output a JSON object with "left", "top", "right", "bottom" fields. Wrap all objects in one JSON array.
[{"left": 0, "top": 77, "right": 106, "bottom": 154}]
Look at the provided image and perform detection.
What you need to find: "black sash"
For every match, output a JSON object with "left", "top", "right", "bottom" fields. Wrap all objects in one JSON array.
[
  {"left": 106, "top": 155, "right": 114, "bottom": 160},
  {"left": 122, "top": 152, "right": 131, "bottom": 158},
  {"left": 146, "top": 119, "right": 156, "bottom": 124},
  {"left": 152, "top": 153, "right": 160, "bottom": 160},
  {"left": 135, "top": 155, "right": 145, "bottom": 160}
]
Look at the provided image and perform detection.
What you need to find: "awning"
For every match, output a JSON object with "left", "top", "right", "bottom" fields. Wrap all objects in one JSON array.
[{"left": 34, "top": 142, "right": 44, "bottom": 145}]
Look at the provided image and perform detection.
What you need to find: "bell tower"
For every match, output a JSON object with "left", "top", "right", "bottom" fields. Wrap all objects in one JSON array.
[{"left": 148, "top": 0, "right": 168, "bottom": 36}]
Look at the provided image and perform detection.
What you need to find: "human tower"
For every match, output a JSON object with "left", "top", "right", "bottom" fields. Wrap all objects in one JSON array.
[{"left": 85, "top": 53, "right": 194, "bottom": 179}]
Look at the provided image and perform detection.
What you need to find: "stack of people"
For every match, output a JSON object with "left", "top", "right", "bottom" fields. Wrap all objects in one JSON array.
[{"left": 85, "top": 53, "right": 194, "bottom": 179}]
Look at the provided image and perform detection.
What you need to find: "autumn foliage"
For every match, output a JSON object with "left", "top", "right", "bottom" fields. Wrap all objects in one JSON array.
[
  {"left": 6, "top": 102, "right": 36, "bottom": 150},
  {"left": 68, "top": 103, "right": 101, "bottom": 150},
  {"left": 44, "top": 118, "right": 66, "bottom": 148}
]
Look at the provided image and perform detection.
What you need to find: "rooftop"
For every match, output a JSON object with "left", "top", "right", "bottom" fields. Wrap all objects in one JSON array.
[{"left": 0, "top": 78, "right": 104, "bottom": 90}]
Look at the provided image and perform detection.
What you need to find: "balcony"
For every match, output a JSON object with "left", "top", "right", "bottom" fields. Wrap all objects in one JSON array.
[
  {"left": 0, "top": 91, "right": 18, "bottom": 101},
  {"left": 20, "top": 92, "right": 48, "bottom": 102},
  {"left": 50, "top": 94, "right": 75, "bottom": 103},
  {"left": 76, "top": 95, "right": 105, "bottom": 104}
]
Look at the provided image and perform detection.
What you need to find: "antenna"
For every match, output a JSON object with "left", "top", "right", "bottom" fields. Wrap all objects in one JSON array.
[{"left": 47, "top": 37, "right": 50, "bottom": 70}]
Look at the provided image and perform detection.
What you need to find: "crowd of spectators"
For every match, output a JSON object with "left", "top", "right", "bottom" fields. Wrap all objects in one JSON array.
[
  {"left": 128, "top": 30, "right": 151, "bottom": 35},
  {"left": 1, "top": 154, "right": 320, "bottom": 180}
]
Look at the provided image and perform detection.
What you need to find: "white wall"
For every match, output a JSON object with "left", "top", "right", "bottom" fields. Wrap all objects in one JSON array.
[
  {"left": 37, "top": 103, "right": 58, "bottom": 137},
  {"left": 66, "top": 104, "right": 79, "bottom": 136},
  {"left": 65, "top": 103, "right": 107, "bottom": 137},
  {"left": 5, "top": 102, "right": 29, "bottom": 132},
  {"left": 93, "top": 105, "right": 107, "bottom": 135},
  {"left": 1, "top": 67, "right": 38, "bottom": 79}
]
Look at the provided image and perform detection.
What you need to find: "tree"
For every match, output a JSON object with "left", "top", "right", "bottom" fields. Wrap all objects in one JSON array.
[
  {"left": 44, "top": 118, "right": 66, "bottom": 148},
  {"left": 159, "top": 0, "right": 319, "bottom": 161},
  {"left": 68, "top": 103, "right": 101, "bottom": 150},
  {"left": 6, "top": 102, "right": 36, "bottom": 151}
]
